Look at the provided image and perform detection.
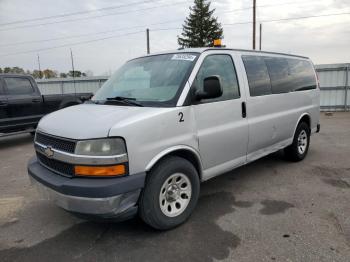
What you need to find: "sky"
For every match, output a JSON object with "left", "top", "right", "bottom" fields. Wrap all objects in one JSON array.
[{"left": 0, "top": 0, "right": 349, "bottom": 76}]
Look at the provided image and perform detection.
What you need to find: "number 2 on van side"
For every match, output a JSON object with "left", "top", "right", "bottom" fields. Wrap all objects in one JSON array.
[{"left": 178, "top": 112, "right": 184, "bottom": 122}]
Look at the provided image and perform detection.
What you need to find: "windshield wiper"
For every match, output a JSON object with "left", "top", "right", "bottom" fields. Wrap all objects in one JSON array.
[{"left": 105, "top": 96, "right": 143, "bottom": 107}]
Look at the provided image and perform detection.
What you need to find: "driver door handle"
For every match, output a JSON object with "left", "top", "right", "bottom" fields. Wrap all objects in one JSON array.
[{"left": 241, "top": 102, "right": 247, "bottom": 118}]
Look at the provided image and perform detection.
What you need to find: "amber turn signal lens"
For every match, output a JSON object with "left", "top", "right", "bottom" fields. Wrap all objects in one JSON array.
[{"left": 74, "top": 164, "right": 126, "bottom": 177}]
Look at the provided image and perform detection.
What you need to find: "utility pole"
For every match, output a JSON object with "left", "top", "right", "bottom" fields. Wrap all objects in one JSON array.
[
  {"left": 37, "top": 54, "right": 42, "bottom": 79},
  {"left": 70, "top": 48, "right": 76, "bottom": 94},
  {"left": 70, "top": 49, "right": 75, "bottom": 76},
  {"left": 253, "top": 0, "right": 256, "bottom": 50},
  {"left": 259, "top": 23, "right": 262, "bottom": 51},
  {"left": 146, "top": 28, "right": 150, "bottom": 54}
]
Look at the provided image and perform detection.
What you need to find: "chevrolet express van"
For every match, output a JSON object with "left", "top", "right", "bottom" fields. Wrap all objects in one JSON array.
[{"left": 28, "top": 48, "right": 320, "bottom": 230}]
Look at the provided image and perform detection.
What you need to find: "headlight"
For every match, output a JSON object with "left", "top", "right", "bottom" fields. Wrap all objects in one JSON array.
[{"left": 75, "top": 138, "right": 126, "bottom": 156}]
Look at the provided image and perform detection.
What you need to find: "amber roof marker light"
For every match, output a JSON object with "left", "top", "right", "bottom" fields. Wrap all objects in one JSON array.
[{"left": 213, "top": 39, "right": 225, "bottom": 48}]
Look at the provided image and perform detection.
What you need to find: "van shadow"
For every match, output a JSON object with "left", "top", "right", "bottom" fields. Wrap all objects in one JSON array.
[
  {"left": 1, "top": 192, "right": 240, "bottom": 262},
  {"left": 0, "top": 151, "right": 290, "bottom": 262},
  {"left": 0, "top": 134, "right": 33, "bottom": 150}
]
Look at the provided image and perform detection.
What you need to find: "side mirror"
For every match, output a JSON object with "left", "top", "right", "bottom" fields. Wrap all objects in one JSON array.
[{"left": 195, "top": 75, "right": 223, "bottom": 100}]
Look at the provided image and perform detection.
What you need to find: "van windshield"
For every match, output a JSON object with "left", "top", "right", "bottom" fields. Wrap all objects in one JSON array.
[{"left": 92, "top": 53, "right": 198, "bottom": 107}]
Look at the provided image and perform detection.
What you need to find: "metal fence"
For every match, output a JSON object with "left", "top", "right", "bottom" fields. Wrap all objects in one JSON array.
[
  {"left": 37, "top": 76, "right": 108, "bottom": 95},
  {"left": 315, "top": 63, "right": 349, "bottom": 111},
  {"left": 37, "top": 63, "right": 350, "bottom": 111}
]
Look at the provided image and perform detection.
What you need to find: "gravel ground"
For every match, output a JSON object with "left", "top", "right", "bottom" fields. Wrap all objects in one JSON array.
[{"left": 0, "top": 112, "right": 349, "bottom": 262}]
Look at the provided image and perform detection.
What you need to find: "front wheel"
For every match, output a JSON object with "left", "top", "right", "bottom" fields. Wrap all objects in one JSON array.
[
  {"left": 284, "top": 122, "right": 310, "bottom": 161},
  {"left": 139, "top": 156, "right": 200, "bottom": 230}
]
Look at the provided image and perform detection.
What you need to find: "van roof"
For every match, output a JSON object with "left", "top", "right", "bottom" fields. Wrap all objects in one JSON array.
[{"left": 146, "top": 47, "right": 309, "bottom": 60}]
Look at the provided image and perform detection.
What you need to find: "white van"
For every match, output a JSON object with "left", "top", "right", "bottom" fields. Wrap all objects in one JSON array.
[{"left": 28, "top": 48, "right": 320, "bottom": 230}]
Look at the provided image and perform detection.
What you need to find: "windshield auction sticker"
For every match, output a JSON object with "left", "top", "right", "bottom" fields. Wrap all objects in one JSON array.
[{"left": 171, "top": 54, "right": 196, "bottom": 61}]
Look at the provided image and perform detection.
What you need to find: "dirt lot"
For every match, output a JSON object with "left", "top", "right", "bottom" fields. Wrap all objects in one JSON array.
[{"left": 0, "top": 112, "right": 349, "bottom": 262}]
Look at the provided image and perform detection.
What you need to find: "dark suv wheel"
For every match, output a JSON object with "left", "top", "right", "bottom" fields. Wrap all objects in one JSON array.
[
  {"left": 284, "top": 122, "right": 310, "bottom": 161},
  {"left": 139, "top": 156, "right": 200, "bottom": 230}
]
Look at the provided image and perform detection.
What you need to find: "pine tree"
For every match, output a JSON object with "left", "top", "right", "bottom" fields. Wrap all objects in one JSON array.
[{"left": 178, "top": 0, "right": 223, "bottom": 48}]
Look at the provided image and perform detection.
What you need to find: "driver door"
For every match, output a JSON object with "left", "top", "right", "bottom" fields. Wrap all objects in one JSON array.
[{"left": 192, "top": 52, "right": 249, "bottom": 180}]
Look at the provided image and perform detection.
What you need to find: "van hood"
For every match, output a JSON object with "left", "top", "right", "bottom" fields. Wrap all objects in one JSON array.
[{"left": 37, "top": 104, "right": 172, "bottom": 139}]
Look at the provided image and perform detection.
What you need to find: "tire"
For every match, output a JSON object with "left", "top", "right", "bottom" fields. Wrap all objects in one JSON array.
[
  {"left": 284, "top": 122, "right": 310, "bottom": 162},
  {"left": 139, "top": 156, "right": 200, "bottom": 230}
]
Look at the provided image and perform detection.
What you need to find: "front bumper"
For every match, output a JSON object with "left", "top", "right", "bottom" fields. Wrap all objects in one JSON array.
[{"left": 28, "top": 157, "right": 146, "bottom": 218}]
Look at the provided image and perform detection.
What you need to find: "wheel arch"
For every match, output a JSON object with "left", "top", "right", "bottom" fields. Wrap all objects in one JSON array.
[
  {"left": 145, "top": 146, "right": 203, "bottom": 180},
  {"left": 293, "top": 113, "right": 311, "bottom": 137}
]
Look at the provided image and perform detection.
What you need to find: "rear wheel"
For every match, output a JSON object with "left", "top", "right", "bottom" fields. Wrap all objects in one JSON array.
[
  {"left": 284, "top": 122, "right": 310, "bottom": 161},
  {"left": 139, "top": 156, "right": 200, "bottom": 230}
]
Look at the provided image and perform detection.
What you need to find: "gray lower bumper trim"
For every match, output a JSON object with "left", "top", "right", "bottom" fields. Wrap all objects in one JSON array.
[{"left": 31, "top": 177, "right": 140, "bottom": 217}]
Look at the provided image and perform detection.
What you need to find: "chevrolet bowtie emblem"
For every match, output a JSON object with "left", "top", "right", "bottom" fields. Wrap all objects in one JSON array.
[{"left": 44, "top": 146, "right": 54, "bottom": 158}]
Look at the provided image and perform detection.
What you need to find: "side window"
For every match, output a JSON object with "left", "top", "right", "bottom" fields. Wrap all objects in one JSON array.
[
  {"left": 242, "top": 55, "right": 272, "bottom": 96},
  {"left": 0, "top": 78, "right": 4, "bottom": 95},
  {"left": 264, "top": 57, "right": 293, "bottom": 94},
  {"left": 4, "top": 77, "right": 34, "bottom": 95},
  {"left": 195, "top": 54, "right": 240, "bottom": 103},
  {"left": 287, "top": 59, "right": 317, "bottom": 91}
]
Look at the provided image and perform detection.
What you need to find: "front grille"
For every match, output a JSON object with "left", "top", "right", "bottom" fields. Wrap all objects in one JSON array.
[
  {"left": 36, "top": 132, "right": 76, "bottom": 153},
  {"left": 37, "top": 152, "right": 74, "bottom": 177}
]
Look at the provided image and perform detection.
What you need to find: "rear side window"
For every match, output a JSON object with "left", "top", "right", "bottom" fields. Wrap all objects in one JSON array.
[
  {"left": 243, "top": 55, "right": 316, "bottom": 96},
  {"left": 242, "top": 56, "right": 272, "bottom": 96},
  {"left": 287, "top": 59, "right": 316, "bottom": 91},
  {"left": 265, "top": 57, "right": 316, "bottom": 93},
  {"left": 264, "top": 57, "right": 293, "bottom": 94},
  {"left": 4, "top": 77, "right": 34, "bottom": 95},
  {"left": 195, "top": 54, "right": 240, "bottom": 103}
]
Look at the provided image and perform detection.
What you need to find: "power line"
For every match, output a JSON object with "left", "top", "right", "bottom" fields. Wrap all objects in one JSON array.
[
  {"left": 0, "top": 30, "right": 145, "bottom": 57},
  {"left": 0, "top": 0, "right": 325, "bottom": 47},
  {"left": 224, "top": 12, "right": 350, "bottom": 26},
  {"left": 0, "top": 0, "right": 320, "bottom": 32},
  {"left": 152, "top": 27, "right": 181, "bottom": 31},
  {"left": 0, "top": 0, "right": 302, "bottom": 28},
  {"left": 0, "top": 0, "right": 164, "bottom": 27},
  {"left": 0, "top": 12, "right": 349, "bottom": 57},
  {"left": 152, "top": 12, "right": 350, "bottom": 30},
  {"left": 0, "top": 1, "right": 189, "bottom": 32},
  {"left": 0, "top": 19, "right": 181, "bottom": 47},
  {"left": 220, "top": 0, "right": 308, "bottom": 15},
  {"left": 0, "top": 27, "right": 185, "bottom": 57}
]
